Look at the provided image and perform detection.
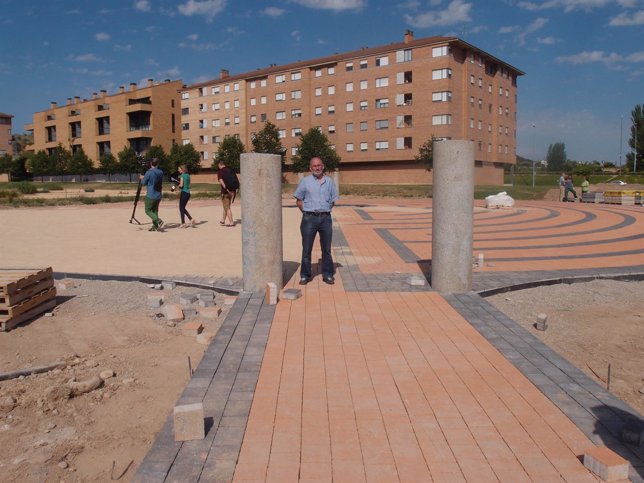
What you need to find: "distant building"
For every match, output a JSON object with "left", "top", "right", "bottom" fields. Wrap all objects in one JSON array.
[
  {"left": 25, "top": 79, "right": 182, "bottom": 164},
  {"left": 0, "top": 112, "right": 13, "bottom": 156},
  {"left": 181, "top": 31, "right": 524, "bottom": 185}
]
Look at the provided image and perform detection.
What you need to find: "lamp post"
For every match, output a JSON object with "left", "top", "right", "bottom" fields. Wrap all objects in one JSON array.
[
  {"left": 619, "top": 116, "right": 623, "bottom": 174},
  {"left": 531, "top": 123, "right": 536, "bottom": 189},
  {"left": 634, "top": 120, "right": 638, "bottom": 174}
]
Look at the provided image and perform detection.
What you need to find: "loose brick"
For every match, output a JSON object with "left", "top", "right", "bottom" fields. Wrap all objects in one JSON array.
[
  {"left": 198, "top": 299, "right": 215, "bottom": 307},
  {"left": 180, "top": 293, "right": 199, "bottom": 305},
  {"left": 181, "top": 321, "right": 204, "bottom": 336},
  {"left": 162, "top": 281, "right": 176, "bottom": 290},
  {"left": 173, "top": 402, "right": 205, "bottom": 441},
  {"left": 147, "top": 293, "right": 165, "bottom": 308},
  {"left": 408, "top": 276, "right": 427, "bottom": 286},
  {"left": 164, "top": 304, "right": 184, "bottom": 322},
  {"left": 198, "top": 292, "right": 214, "bottom": 302},
  {"left": 583, "top": 446, "right": 630, "bottom": 481},
  {"left": 56, "top": 280, "right": 76, "bottom": 291},
  {"left": 223, "top": 296, "right": 236, "bottom": 306},
  {"left": 282, "top": 288, "right": 302, "bottom": 300},
  {"left": 266, "top": 282, "right": 278, "bottom": 305},
  {"left": 535, "top": 313, "right": 548, "bottom": 331},
  {"left": 199, "top": 306, "right": 222, "bottom": 319},
  {"left": 182, "top": 307, "right": 198, "bottom": 319}
]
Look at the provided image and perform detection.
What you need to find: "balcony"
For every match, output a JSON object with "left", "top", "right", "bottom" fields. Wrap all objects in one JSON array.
[
  {"left": 97, "top": 104, "right": 110, "bottom": 111},
  {"left": 69, "top": 109, "right": 81, "bottom": 117},
  {"left": 128, "top": 125, "right": 151, "bottom": 132}
]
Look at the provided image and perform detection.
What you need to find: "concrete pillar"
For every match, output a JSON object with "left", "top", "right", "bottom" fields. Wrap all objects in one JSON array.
[
  {"left": 333, "top": 170, "right": 340, "bottom": 193},
  {"left": 431, "top": 140, "right": 475, "bottom": 293},
  {"left": 241, "top": 153, "right": 283, "bottom": 291}
]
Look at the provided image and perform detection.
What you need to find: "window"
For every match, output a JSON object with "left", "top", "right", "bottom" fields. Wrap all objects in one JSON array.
[
  {"left": 181, "top": 92, "right": 189, "bottom": 100},
  {"left": 478, "top": 99, "right": 483, "bottom": 109},
  {"left": 327, "top": 85, "right": 335, "bottom": 95},
  {"left": 499, "top": 87, "right": 504, "bottom": 95},
  {"left": 261, "top": 113, "right": 267, "bottom": 121},
  {"left": 360, "top": 80, "right": 368, "bottom": 90},
  {"left": 375, "top": 98, "right": 389, "bottom": 108},
  {"left": 250, "top": 115, "right": 256, "bottom": 123},
  {"left": 260, "top": 79, "right": 267, "bottom": 87},
  {"left": 396, "top": 49, "right": 412, "bottom": 62},
  {"left": 506, "top": 89, "right": 510, "bottom": 97},
  {"left": 224, "top": 118, "right": 230, "bottom": 126},
  {"left": 224, "top": 84, "right": 230, "bottom": 93},
  {"left": 199, "top": 119, "right": 206, "bottom": 129},
  {"left": 291, "top": 71, "right": 302, "bottom": 81},
  {"left": 276, "top": 92, "right": 286, "bottom": 101},
  {"left": 182, "top": 139, "right": 190, "bottom": 145},
  {"left": 470, "top": 96, "right": 475, "bottom": 107},
  {"left": 346, "top": 82, "right": 354, "bottom": 92},
  {"left": 396, "top": 115, "right": 412, "bottom": 128},
  {"left": 360, "top": 121, "right": 368, "bottom": 131},
  {"left": 278, "top": 129, "right": 286, "bottom": 139},
  {"left": 292, "top": 127, "right": 302, "bottom": 136},
  {"left": 199, "top": 135, "right": 208, "bottom": 145},
  {"left": 233, "top": 83, "right": 239, "bottom": 91},
  {"left": 212, "top": 119, "right": 221, "bottom": 127},
  {"left": 396, "top": 93, "right": 413, "bottom": 106},
  {"left": 432, "top": 114, "right": 452, "bottom": 125},
  {"left": 375, "top": 141, "right": 389, "bottom": 150},
  {"left": 315, "top": 106, "right": 322, "bottom": 116},
  {"left": 376, "top": 55, "right": 389, "bottom": 66},
  {"left": 360, "top": 142, "right": 368, "bottom": 151},
  {"left": 249, "top": 81, "right": 256, "bottom": 89},
  {"left": 291, "top": 108, "right": 302, "bottom": 118},
  {"left": 345, "top": 62, "right": 353, "bottom": 72},
  {"left": 328, "top": 124, "right": 336, "bottom": 133},
  {"left": 346, "top": 102, "right": 354, "bottom": 112},
  {"left": 260, "top": 96, "right": 267, "bottom": 104},
  {"left": 202, "top": 151, "right": 209, "bottom": 160},
  {"left": 181, "top": 107, "right": 189, "bottom": 115},
  {"left": 375, "top": 119, "right": 389, "bottom": 130},
  {"left": 234, "top": 116, "right": 240, "bottom": 125},
  {"left": 276, "top": 111, "right": 286, "bottom": 120},
  {"left": 346, "top": 143, "right": 354, "bottom": 152},
  {"left": 224, "top": 101, "right": 230, "bottom": 109},
  {"left": 396, "top": 71, "right": 412, "bottom": 84},
  {"left": 360, "top": 100, "right": 368, "bottom": 110},
  {"left": 432, "top": 68, "right": 452, "bottom": 80},
  {"left": 375, "top": 77, "right": 389, "bottom": 88},
  {"left": 214, "top": 135, "right": 221, "bottom": 144},
  {"left": 432, "top": 91, "right": 451, "bottom": 102},
  {"left": 276, "top": 74, "right": 286, "bottom": 83},
  {"left": 250, "top": 98, "right": 256, "bottom": 106},
  {"left": 291, "top": 90, "right": 302, "bottom": 99},
  {"left": 199, "top": 103, "right": 207, "bottom": 112},
  {"left": 432, "top": 46, "right": 449, "bottom": 57},
  {"left": 328, "top": 105, "right": 335, "bottom": 114},
  {"left": 396, "top": 137, "right": 412, "bottom": 149},
  {"left": 470, "top": 75, "right": 475, "bottom": 85},
  {"left": 234, "top": 99, "right": 240, "bottom": 108},
  {"left": 359, "top": 59, "right": 368, "bottom": 69},
  {"left": 346, "top": 122, "right": 354, "bottom": 133},
  {"left": 470, "top": 118, "right": 475, "bottom": 129},
  {"left": 328, "top": 66, "right": 335, "bottom": 75},
  {"left": 478, "top": 78, "right": 483, "bottom": 87},
  {"left": 314, "top": 69, "right": 322, "bottom": 78},
  {"left": 479, "top": 120, "right": 483, "bottom": 130},
  {"left": 315, "top": 87, "right": 322, "bottom": 97},
  {"left": 211, "top": 101, "right": 220, "bottom": 110},
  {"left": 213, "top": 86, "right": 220, "bottom": 94}
]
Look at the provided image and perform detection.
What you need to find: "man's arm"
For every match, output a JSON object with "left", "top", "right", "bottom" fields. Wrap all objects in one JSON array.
[{"left": 296, "top": 198, "right": 303, "bottom": 212}]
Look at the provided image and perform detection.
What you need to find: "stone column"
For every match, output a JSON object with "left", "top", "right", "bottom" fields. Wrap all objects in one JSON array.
[
  {"left": 333, "top": 170, "right": 340, "bottom": 193},
  {"left": 241, "top": 153, "right": 283, "bottom": 291},
  {"left": 431, "top": 140, "right": 475, "bottom": 293}
]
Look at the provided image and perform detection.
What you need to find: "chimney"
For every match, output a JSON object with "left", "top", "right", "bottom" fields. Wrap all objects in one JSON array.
[
  {"left": 220, "top": 69, "right": 229, "bottom": 79},
  {"left": 50, "top": 101, "right": 57, "bottom": 109},
  {"left": 404, "top": 29, "right": 414, "bottom": 44},
  {"left": 130, "top": 82, "right": 137, "bottom": 91},
  {"left": 119, "top": 85, "right": 125, "bottom": 93},
  {"left": 147, "top": 78, "right": 154, "bottom": 87},
  {"left": 74, "top": 96, "right": 80, "bottom": 104},
  {"left": 92, "top": 92, "right": 97, "bottom": 100},
  {"left": 67, "top": 98, "right": 72, "bottom": 105},
  {"left": 100, "top": 90, "right": 107, "bottom": 97}
]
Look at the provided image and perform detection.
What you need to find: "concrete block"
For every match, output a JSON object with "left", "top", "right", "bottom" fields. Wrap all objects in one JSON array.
[
  {"left": 266, "top": 282, "right": 278, "bottom": 305},
  {"left": 198, "top": 292, "right": 214, "bottom": 302},
  {"left": 535, "top": 313, "right": 548, "bottom": 331},
  {"left": 181, "top": 321, "right": 204, "bottom": 336},
  {"left": 180, "top": 293, "right": 199, "bottom": 305},
  {"left": 162, "top": 281, "right": 176, "bottom": 290},
  {"left": 223, "top": 296, "right": 236, "bottom": 306},
  {"left": 56, "top": 280, "right": 76, "bottom": 291},
  {"left": 282, "top": 288, "right": 302, "bottom": 300},
  {"left": 583, "top": 446, "right": 629, "bottom": 481},
  {"left": 147, "top": 293, "right": 165, "bottom": 308},
  {"left": 408, "top": 276, "right": 427, "bottom": 286},
  {"left": 199, "top": 306, "right": 222, "bottom": 320},
  {"left": 182, "top": 307, "right": 198, "bottom": 319},
  {"left": 173, "top": 402, "right": 205, "bottom": 441},
  {"left": 196, "top": 331, "right": 215, "bottom": 345},
  {"left": 198, "top": 299, "right": 215, "bottom": 307},
  {"left": 164, "top": 304, "right": 184, "bottom": 322}
]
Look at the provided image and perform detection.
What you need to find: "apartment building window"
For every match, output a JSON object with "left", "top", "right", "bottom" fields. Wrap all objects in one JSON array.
[
  {"left": 360, "top": 142, "right": 368, "bottom": 151},
  {"left": 328, "top": 66, "right": 335, "bottom": 75},
  {"left": 213, "top": 102, "right": 221, "bottom": 110},
  {"left": 314, "top": 69, "right": 322, "bottom": 78},
  {"left": 199, "top": 135, "right": 208, "bottom": 145},
  {"left": 291, "top": 108, "right": 302, "bottom": 118},
  {"left": 432, "top": 68, "right": 452, "bottom": 80},
  {"left": 250, "top": 115, "right": 257, "bottom": 123},
  {"left": 233, "top": 82, "right": 239, "bottom": 91},
  {"left": 488, "top": 143, "right": 492, "bottom": 153},
  {"left": 360, "top": 100, "right": 368, "bottom": 110},
  {"left": 396, "top": 137, "right": 412, "bottom": 149},
  {"left": 276, "top": 111, "right": 286, "bottom": 120},
  {"left": 260, "top": 79, "right": 267, "bottom": 87},
  {"left": 234, "top": 99, "right": 240, "bottom": 108},
  {"left": 181, "top": 92, "right": 189, "bottom": 99},
  {"left": 97, "top": 141, "right": 111, "bottom": 156},
  {"left": 375, "top": 119, "right": 389, "bottom": 130},
  {"left": 315, "top": 87, "right": 322, "bottom": 97},
  {"left": 199, "top": 120, "right": 206, "bottom": 129},
  {"left": 346, "top": 82, "right": 354, "bottom": 92},
  {"left": 396, "top": 115, "right": 412, "bottom": 128},
  {"left": 327, "top": 85, "right": 335, "bottom": 95},
  {"left": 276, "top": 74, "right": 286, "bottom": 83},
  {"left": 478, "top": 78, "right": 483, "bottom": 87},
  {"left": 224, "top": 118, "right": 230, "bottom": 126},
  {"left": 505, "top": 107, "right": 509, "bottom": 116},
  {"left": 212, "top": 119, "right": 221, "bottom": 127},
  {"left": 375, "top": 98, "right": 389, "bottom": 108},
  {"left": 291, "top": 71, "right": 302, "bottom": 81},
  {"left": 360, "top": 59, "right": 368, "bottom": 69},
  {"left": 315, "top": 106, "right": 322, "bottom": 116},
  {"left": 278, "top": 129, "right": 286, "bottom": 139},
  {"left": 214, "top": 135, "right": 221, "bottom": 144},
  {"left": 346, "top": 123, "right": 354, "bottom": 133},
  {"left": 488, "top": 84, "right": 492, "bottom": 93},
  {"left": 261, "top": 96, "right": 267, "bottom": 104},
  {"left": 224, "top": 101, "right": 230, "bottom": 109},
  {"left": 376, "top": 55, "right": 389, "bottom": 66},
  {"left": 375, "top": 141, "right": 389, "bottom": 150},
  {"left": 234, "top": 116, "right": 240, "bottom": 125},
  {"left": 360, "top": 80, "right": 368, "bottom": 90},
  {"left": 470, "top": 96, "right": 475, "bottom": 107},
  {"left": 432, "top": 91, "right": 451, "bottom": 102},
  {"left": 478, "top": 120, "right": 483, "bottom": 130},
  {"left": 291, "top": 90, "right": 302, "bottom": 99},
  {"left": 432, "top": 114, "right": 452, "bottom": 125},
  {"left": 328, "top": 124, "right": 336, "bottom": 133},
  {"left": 396, "top": 48, "right": 412, "bottom": 62},
  {"left": 346, "top": 143, "right": 354, "bottom": 152},
  {"left": 199, "top": 103, "right": 206, "bottom": 112},
  {"left": 292, "top": 147, "right": 299, "bottom": 155},
  {"left": 181, "top": 123, "right": 189, "bottom": 131},
  {"left": 345, "top": 62, "right": 353, "bottom": 72},
  {"left": 261, "top": 113, "right": 267, "bottom": 121},
  {"left": 432, "top": 46, "right": 450, "bottom": 57},
  {"left": 224, "top": 84, "right": 230, "bottom": 93},
  {"left": 276, "top": 92, "right": 286, "bottom": 101},
  {"left": 375, "top": 77, "right": 389, "bottom": 88},
  {"left": 201, "top": 151, "right": 209, "bottom": 160},
  {"left": 470, "top": 75, "right": 475, "bottom": 85},
  {"left": 360, "top": 121, "right": 368, "bottom": 131},
  {"left": 498, "top": 144, "right": 502, "bottom": 153},
  {"left": 506, "top": 89, "right": 510, "bottom": 97},
  {"left": 470, "top": 118, "right": 475, "bottom": 129},
  {"left": 488, "top": 124, "right": 492, "bottom": 132},
  {"left": 395, "top": 93, "right": 412, "bottom": 106},
  {"left": 250, "top": 81, "right": 256, "bottom": 89},
  {"left": 498, "top": 106, "right": 503, "bottom": 114},
  {"left": 396, "top": 71, "right": 412, "bottom": 84},
  {"left": 292, "top": 127, "right": 302, "bottom": 136},
  {"left": 46, "top": 126, "right": 56, "bottom": 142},
  {"left": 478, "top": 99, "right": 483, "bottom": 109},
  {"left": 182, "top": 139, "right": 190, "bottom": 145},
  {"left": 498, "top": 126, "right": 503, "bottom": 134},
  {"left": 346, "top": 102, "right": 354, "bottom": 112},
  {"left": 499, "top": 87, "right": 503, "bottom": 95},
  {"left": 250, "top": 98, "right": 256, "bottom": 106},
  {"left": 328, "top": 105, "right": 335, "bottom": 114}
]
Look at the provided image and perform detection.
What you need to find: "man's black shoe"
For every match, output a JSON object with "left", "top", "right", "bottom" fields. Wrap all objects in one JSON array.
[
  {"left": 299, "top": 277, "right": 310, "bottom": 285},
  {"left": 322, "top": 276, "right": 335, "bottom": 285}
]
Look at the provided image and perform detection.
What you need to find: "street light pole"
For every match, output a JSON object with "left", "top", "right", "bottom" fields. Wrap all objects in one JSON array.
[
  {"left": 532, "top": 123, "right": 536, "bottom": 189},
  {"left": 619, "top": 116, "right": 623, "bottom": 174},
  {"left": 634, "top": 120, "right": 638, "bottom": 174}
]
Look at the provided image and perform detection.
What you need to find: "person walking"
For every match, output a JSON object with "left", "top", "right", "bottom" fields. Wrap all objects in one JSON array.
[
  {"left": 294, "top": 157, "right": 339, "bottom": 285},
  {"left": 559, "top": 172, "right": 566, "bottom": 202},
  {"left": 139, "top": 157, "right": 164, "bottom": 231},
  {"left": 217, "top": 160, "right": 238, "bottom": 227},
  {"left": 563, "top": 174, "right": 578, "bottom": 201},
  {"left": 177, "top": 165, "right": 196, "bottom": 228}
]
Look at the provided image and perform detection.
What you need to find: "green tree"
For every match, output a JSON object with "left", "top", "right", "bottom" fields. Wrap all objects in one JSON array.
[
  {"left": 546, "top": 142, "right": 567, "bottom": 172},
  {"left": 169, "top": 143, "right": 201, "bottom": 174},
  {"left": 117, "top": 146, "right": 139, "bottom": 181},
  {"left": 414, "top": 136, "right": 434, "bottom": 171},
  {"left": 51, "top": 143, "right": 72, "bottom": 175},
  {"left": 626, "top": 104, "right": 643, "bottom": 172},
  {"left": 68, "top": 147, "right": 94, "bottom": 177},
  {"left": 251, "top": 121, "right": 286, "bottom": 158},
  {"left": 0, "top": 153, "right": 12, "bottom": 178},
  {"left": 30, "top": 150, "right": 52, "bottom": 179},
  {"left": 216, "top": 136, "right": 245, "bottom": 173},
  {"left": 290, "top": 128, "right": 340, "bottom": 173},
  {"left": 11, "top": 133, "right": 33, "bottom": 155},
  {"left": 99, "top": 153, "right": 119, "bottom": 181},
  {"left": 10, "top": 154, "right": 29, "bottom": 181},
  {"left": 145, "top": 145, "right": 172, "bottom": 176}
]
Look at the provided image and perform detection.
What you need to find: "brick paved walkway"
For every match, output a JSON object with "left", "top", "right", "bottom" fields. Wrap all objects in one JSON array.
[{"left": 136, "top": 199, "right": 644, "bottom": 482}]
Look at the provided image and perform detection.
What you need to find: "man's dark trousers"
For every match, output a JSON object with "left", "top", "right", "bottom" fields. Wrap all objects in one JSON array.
[{"left": 300, "top": 212, "right": 334, "bottom": 280}]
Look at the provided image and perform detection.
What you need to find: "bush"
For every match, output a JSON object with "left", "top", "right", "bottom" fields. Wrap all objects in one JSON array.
[
  {"left": 84, "top": 188, "right": 95, "bottom": 192},
  {"left": 15, "top": 181, "right": 37, "bottom": 194},
  {"left": 0, "top": 189, "right": 20, "bottom": 202},
  {"left": 48, "top": 183, "right": 64, "bottom": 191}
]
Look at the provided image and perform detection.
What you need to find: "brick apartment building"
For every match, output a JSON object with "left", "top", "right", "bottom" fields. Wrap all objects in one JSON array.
[
  {"left": 181, "top": 31, "right": 523, "bottom": 185},
  {"left": 0, "top": 112, "right": 13, "bottom": 156},
  {"left": 25, "top": 79, "right": 182, "bottom": 163}
]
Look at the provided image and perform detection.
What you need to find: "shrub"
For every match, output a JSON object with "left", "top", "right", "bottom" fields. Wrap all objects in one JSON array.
[
  {"left": 84, "top": 188, "right": 95, "bottom": 192},
  {"left": 0, "top": 189, "right": 20, "bottom": 202},
  {"left": 15, "top": 181, "right": 37, "bottom": 194},
  {"left": 48, "top": 183, "right": 64, "bottom": 191}
]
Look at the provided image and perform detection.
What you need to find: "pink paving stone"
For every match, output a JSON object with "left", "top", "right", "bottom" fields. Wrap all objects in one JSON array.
[{"left": 583, "top": 446, "right": 630, "bottom": 481}]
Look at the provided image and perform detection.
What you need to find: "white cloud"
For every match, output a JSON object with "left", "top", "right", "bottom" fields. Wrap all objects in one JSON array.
[
  {"left": 609, "top": 9, "right": 644, "bottom": 25},
  {"left": 68, "top": 67, "right": 112, "bottom": 76},
  {"left": 291, "top": 30, "right": 302, "bottom": 41},
  {"left": 145, "top": 58, "right": 159, "bottom": 66},
  {"left": 115, "top": 44, "right": 133, "bottom": 52},
  {"left": 179, "top": 41, "right": 220, "bottom": 51},
  {"left": 404, "top": 0, "right": 472, "bottom": 28},
  {"left": 134, "top": 0, "right": 151, "bottom": 12},
  {"left": 95, "top": 32, "right": 110, "bottom": 41},
  {"left": 499, "top": 25, "right": 520, "bottom": 34},
  {"left": 178, "top": 0, "right": 227, "bottom": 21},
  {"left": 289, "top": 0, "right": 366, "bottom": 11},
  {"left": 144, "top": 26, "right": 157, "bottom": 33},
  {"left": 516, "top": 17, "right": 548, "bottom": 45},
  {"left": 187, "top": 33, "right": 199, "bottom": 41},
  {"left": 69, "top": 53, "right": 103, "bottom": 62},
  {"left": 553, "top": 50, "right": 644, "bottom": 70},
  {"left": 157, "top": 66, "right": 181, "bottom": 78},
  {"left": 517, "top": 0, "right": 613, "bottom": 12},
  {"left": 263, "top": 6, "right": 286, "bottom": 16},
  {"left": 537, "top": 36, "right": 558, "bottom": 44}
]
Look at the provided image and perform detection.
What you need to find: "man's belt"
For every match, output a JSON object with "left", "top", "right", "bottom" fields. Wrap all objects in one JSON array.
[{"left": 303, "top": 211, "right": 330, "bottom": 216}]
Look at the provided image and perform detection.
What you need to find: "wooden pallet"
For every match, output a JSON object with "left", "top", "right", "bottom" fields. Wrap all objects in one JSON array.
[
  {"left": 0, "top": 268, "right": 57, "bottom": 331},
  {"left": 0, "top": 268, "right": 53, "bottom": 299},
  {"left": 0, "top": 297, "right": 57, "bottom": 332}
]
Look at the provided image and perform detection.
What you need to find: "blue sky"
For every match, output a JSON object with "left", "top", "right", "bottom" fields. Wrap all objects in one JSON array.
[{"left": 1, "top": 0, "right": 642, "bottom": 164}]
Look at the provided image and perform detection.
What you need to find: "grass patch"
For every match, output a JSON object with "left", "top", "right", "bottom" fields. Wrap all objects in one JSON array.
[
  {"left": 84, "top": 188, "right": 95, "bottom": 192},
  {"left": 15, "top": 181, "right": 38, "bottom": 194}
]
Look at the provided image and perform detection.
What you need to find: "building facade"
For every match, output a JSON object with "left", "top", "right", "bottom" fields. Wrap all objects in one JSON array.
[
  {"left": 0, "top": 112, "right": 13, "bottom": 156},
  {"left": 181, "top": 32, "right": 523, "bottom": 185},
  {"left": 25, "top": 79, "right": 182, "bottom": 164}
]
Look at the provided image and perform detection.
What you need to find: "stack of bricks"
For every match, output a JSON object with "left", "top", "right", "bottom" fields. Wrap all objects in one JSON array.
[{"left": 0, "top": 268, "right": 57, "bottom": 332}]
